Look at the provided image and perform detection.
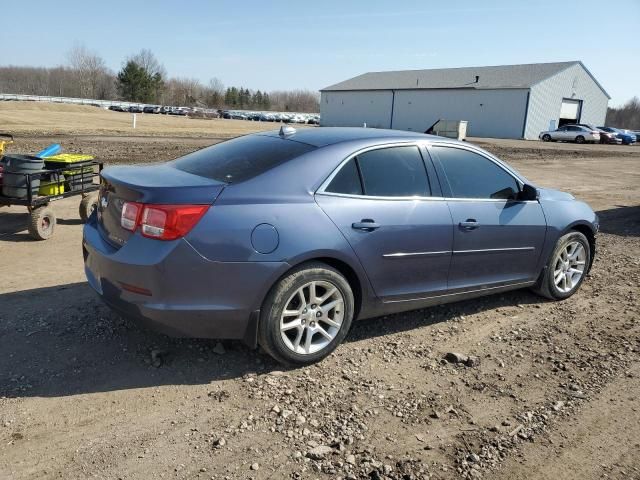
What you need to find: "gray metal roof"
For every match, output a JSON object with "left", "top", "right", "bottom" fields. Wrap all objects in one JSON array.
[{"left": 322, "top": 61, "right": 593, "bottom": 92}]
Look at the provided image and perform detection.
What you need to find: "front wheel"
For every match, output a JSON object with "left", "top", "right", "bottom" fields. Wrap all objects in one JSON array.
[
  {"left": 542, "top": 134, "right": 551, "bottom": 142},
  {"left": 532, "top": 231, "right": 591, "bottom": 300},
  {"left": 258, "top": 262, "right": 354, "bottom": 366}
]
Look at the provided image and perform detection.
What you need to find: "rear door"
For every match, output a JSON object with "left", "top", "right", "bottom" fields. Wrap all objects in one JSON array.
[
  {"left": 429, "top": 144, "right": 546, "bottom": 291},
  {"left": 315, "top": 144, "right": 453, "bottom": 301}
]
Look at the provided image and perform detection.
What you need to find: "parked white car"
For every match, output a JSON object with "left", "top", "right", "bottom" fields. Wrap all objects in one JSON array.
[{"left": 539, "top": 125, "right": 600, "bottom": 144}]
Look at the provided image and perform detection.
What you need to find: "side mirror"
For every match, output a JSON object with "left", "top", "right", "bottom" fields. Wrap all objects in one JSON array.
[{"left": 518, "top": 183, "right": 538, "bottom": 201}]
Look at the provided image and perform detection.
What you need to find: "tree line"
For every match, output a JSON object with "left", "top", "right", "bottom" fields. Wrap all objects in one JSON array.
[
  {"left": 605, "top": 97, "right": 640, "bottom": 130},
  {"left": 0, "top": 46, "right": 320, "bottom": 112}
]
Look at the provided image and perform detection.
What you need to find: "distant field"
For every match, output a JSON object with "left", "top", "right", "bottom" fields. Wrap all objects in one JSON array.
[{"left": 0, "top": 101, "right": 293, "bottom": 137}]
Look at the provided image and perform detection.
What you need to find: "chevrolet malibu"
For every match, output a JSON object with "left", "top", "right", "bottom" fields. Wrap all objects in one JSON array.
[{"left": 83, "top": 127, "right": 598, "bottom": 365}]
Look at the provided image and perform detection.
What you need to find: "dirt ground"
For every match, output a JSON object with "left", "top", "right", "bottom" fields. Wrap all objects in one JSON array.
[
  {"left": 0, "top": 124, "right": 639, "bottom": 480},
  {"left": 0, "top": 101, "right": 291, "bottom": 137}
]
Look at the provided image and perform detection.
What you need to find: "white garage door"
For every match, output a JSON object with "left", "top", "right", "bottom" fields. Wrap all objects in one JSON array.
[{"left": 560, "top": 99, "right": 581, "bottom": 120}]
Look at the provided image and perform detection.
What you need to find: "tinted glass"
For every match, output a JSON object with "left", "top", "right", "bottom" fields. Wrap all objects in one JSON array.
[
  {"left": 171, "top": 135, "right": 316, "bottom": 183},
  {"left": 325, "top": 158, "right": 363, "bottom": 195},
  {"left": 357, "top": 146, "right": 430, "bottom": 197},
  {"left": 433, "top": 147, "right": 519, "bottom": 200}
]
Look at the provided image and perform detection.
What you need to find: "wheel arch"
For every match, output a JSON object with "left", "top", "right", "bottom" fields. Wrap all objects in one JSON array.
[{"left": 567, "top": 222, "right": 596, "bottom": 273}]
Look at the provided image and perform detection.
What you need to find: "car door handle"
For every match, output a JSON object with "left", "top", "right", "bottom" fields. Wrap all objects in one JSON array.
[
  {"left": 352, "top": 219, "right": 380, "bottom": 231},
  {"left": 459, "top": 219, "right": 479, "bottom": 230}
]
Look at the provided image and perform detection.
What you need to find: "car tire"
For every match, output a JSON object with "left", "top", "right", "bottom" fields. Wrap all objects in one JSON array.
[
  {"left": 258, "top": 262, "right": 354, "bottom": 366},
  {"left": 79, "top": 193, "right": 99, "bottom": 223},
  {"left": 28, "top": 206, "right": 56, "bottom": 240},
  {"left": 532, "top": 231, "right": 591, "bottom": 300},
  {"left": 542, "top": 134, "right": 551, "bottom": 142},
  {"left": 575, "top": 135, "right": 585, "bottom": 144}
]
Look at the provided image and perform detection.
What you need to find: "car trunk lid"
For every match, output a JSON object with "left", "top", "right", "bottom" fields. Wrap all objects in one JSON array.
[{"left": 97, "top": 164, "right": 225, "bottom": 248}]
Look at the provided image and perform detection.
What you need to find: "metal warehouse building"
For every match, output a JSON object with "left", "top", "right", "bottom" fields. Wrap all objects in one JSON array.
[{"left": 320, "top": 61, "right": 610, "bottom": 140}]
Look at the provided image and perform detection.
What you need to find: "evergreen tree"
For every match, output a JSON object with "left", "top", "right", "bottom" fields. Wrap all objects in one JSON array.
[{"left": 117, "top": 61, "right": 155, "bottom": 102}]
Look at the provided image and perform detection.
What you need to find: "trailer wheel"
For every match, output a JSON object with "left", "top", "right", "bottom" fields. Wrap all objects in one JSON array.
[
  {"left": 28, "top": 207, "right": 56, "bottom": 240},
  {"left": 79, "top": 193, "right": 99, "bottom": 223}
]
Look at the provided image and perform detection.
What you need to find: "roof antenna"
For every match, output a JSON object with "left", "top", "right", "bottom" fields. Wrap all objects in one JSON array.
[{"left": 279, "top": 125, "right": 296, "bottom": 137}]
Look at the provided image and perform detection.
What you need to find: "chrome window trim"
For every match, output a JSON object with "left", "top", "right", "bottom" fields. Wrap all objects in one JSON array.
[
  {"left": 315, "top": 138, "right": 536, "bottom": 203},
  {"left": 317, "top": 191, "right": 445, "bottom": 202}
]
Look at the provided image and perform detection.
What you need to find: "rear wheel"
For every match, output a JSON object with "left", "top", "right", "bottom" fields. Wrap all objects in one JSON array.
[
  {"left": 542, "top": 134, "right": 552, "bottom": 142},
  {"left": 575, "top": 135, "right": 585, "bottom": 144},
  {"left": 258, "top": 262, "right": 354, "bottom": 366},
  {"left": 28, "top": 206, "right": 56, "bottom": 240},
  {"left": 79, "top": 193, "right": 99, "bottom": 223},
  {"left": 532, "top": 231, "right": 590, "bottom": 300}
]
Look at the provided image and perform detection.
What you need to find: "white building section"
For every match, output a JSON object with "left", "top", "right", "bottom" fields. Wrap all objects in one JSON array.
[{"left": 320, "top": 62, "right": 609, "bottom": 140}]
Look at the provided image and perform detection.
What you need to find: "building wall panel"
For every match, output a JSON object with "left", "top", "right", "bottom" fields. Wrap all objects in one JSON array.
[
  {"left": 320, "top": 91, "right": 393, "bottom": 129},
  {"left": 526, "top": 63, "right": 609, "bottom": 139},
  {"left": 391, "top": 89, "right": 529, "bottom": 139}
]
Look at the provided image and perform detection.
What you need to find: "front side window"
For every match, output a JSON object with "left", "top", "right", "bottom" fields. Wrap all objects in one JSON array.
[{"left": 432, "top": 146, "right": 519, "bottom": 200}]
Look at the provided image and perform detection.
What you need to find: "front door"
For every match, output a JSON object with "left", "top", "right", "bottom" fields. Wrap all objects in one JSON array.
[
  {"left": 315, "top": 145, "right": 453, "bottom": 300},
  {"left": 429, "top": 144, "right": 547, "bottom": 291}
]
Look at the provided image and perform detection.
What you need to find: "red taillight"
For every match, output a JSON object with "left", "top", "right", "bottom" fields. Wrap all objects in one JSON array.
[
  {"left": 121, "top": 202, "right": 208, "bottom": 240},
  {"left": 121, "top": 202, "right": 142, "bottom": 231}
]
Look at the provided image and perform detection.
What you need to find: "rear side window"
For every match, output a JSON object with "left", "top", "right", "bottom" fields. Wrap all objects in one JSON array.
[
  {"left": 171, "top": 135, "right": 316, "bottom": 183},
  {"left": 358, "top": 146, "right": 430, "bottom": 197},
  {"left": 433, "top": 146, "right": 519, "bottom": 200},
  {"left": 325, "top": 158, "right": 363, "bottom": 195}
]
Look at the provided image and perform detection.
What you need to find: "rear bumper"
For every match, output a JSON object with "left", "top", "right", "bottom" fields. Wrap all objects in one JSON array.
[{"left": 83, "top": 216, "right": 287, "bottom": 344}]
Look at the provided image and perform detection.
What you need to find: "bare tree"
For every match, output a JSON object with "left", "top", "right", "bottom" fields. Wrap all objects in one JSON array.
[
  {"left": 606, "top": 97, "right": 640, "bottom": 129},
  {"left": 130, "top": 49, "right": 166, "bottom": 78},
  {"left": 66, "top": 44, "right": 111, "bottom": 98}
]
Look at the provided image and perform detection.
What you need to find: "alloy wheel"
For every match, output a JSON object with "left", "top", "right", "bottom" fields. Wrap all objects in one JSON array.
[
  {"left": 279, "top": 281, "right": 344, "bottom": 355},
  {"left": 553, "top": 241, "right": 586, "bottom": 293}
]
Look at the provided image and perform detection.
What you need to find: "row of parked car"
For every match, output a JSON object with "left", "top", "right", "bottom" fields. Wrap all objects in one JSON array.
[
  {"left": 108, "top": 105, "right": 191, "bottom": 115},
  {"left": 106, "top": 104, "right": 321, "bottom": 124},
  {"left": 221, "top": 110, "right": 320, "bottom": 124},
  {"left": 539, "top": 124, "right": 639, "bottom": 145}
]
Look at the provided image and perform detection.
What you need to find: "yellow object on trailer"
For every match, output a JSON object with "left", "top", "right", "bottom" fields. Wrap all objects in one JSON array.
[
  {"left": 0, "top": 133, "right": 14, "bottom": 157},
  {"left": 39, "top": 180, "right": 65, "bottom": 196}
]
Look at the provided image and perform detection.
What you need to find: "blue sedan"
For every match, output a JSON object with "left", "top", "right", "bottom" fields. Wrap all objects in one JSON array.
[
  {"left": 83, "top": 127, "right": 598, "bottom": 365},
  {"left": 597, "top": 126, "right": 636, "bottom": 145}
]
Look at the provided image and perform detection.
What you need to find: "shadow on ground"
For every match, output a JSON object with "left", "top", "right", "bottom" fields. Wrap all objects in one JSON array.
[
  {"left": 596, "top": 205, "right": 640, "bottom": 237},
  {"left": 0, "top": 281, "right": 545, "bottom": 399}
]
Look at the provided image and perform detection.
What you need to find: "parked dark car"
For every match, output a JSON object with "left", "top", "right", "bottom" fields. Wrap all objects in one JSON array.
[
  {"left": 160, "top": 106, "right": 172, "bottom": 115},
  {"left": 597, "top": 126, "right": 636, "bottom": 145},
  {"left": 108, "top": 105, "right": 127, "bottom": 112},
  {"left": 128, "top": 105, "right": 143, "bottom": 113},
  {"left": 143, "top": 106, "right": 161, "bottom": 114},
  {"left": 84, "top": 127, "right": 598, "bottom": 366},
  {"left": 573, "top": 124, "right": 618, "bottom": 144}
]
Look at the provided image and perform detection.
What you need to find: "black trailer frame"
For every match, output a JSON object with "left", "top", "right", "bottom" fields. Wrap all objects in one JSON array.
[{"left": 0, "top": 160, "right": 103, "bottom": 240}]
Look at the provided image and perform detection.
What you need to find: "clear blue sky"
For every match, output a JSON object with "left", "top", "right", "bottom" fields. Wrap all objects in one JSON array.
[{"left": 1, "top": 0, "right": 638, "bottom": 106}]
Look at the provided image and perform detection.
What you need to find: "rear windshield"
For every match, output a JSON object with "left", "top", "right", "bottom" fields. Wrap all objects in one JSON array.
[{"left": 171, "top": 135, "right": 316, "bottom": 183}]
